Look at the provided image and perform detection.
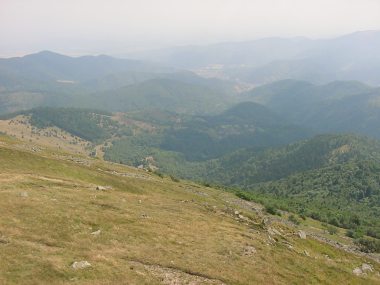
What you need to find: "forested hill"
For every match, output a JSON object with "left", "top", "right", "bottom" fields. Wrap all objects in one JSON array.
[
  {"left": 207, "top": 134, "right": 380, "bottom": 185},
  {"left": 242, "top": 80, "right": 380, "bottom": 138},
  {"left": 202, "top": 134, "right": 380, "bottom": 240},
  {"left": 159, "top": 101, "right": 311, "bottom": 161}
]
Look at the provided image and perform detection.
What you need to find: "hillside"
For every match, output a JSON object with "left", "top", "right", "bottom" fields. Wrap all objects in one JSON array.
[
  {"left": 243, "top": 80, "right": 380, "bottom": 138},
  {"left": 207, "top": 134, "right": 380, "bottom": 185},
  {"left": 199, "top": 134, "right": 380, "bottom": 241},
  {"left": 1, "top": 108, "right": 380, "bottom": 249},
  {"left": 107, "top": 133, "right": 380, "bottom": 243},
  {"left": 0, "top": 134, "right": 379, "bottom": 284}
]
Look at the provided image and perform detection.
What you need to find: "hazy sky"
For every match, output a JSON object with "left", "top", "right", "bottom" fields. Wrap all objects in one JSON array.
[{"left": 1, "top": 0, "right": 379, "bottom": 56}]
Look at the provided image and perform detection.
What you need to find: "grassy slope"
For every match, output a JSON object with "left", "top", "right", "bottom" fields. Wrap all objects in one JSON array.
[{"left": 0, "top": 135, "right": 379, "bottom": 284}]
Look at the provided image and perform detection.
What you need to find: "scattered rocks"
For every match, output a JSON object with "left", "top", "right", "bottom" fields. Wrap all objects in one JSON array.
[
  {"left": 352, "top": 263, "right": 374, "bottom": 276},
  {"left": 72, "top": 261, "right": 91, "bottom": 270},
  {"left": 298, "top": 230, "right": 307, "bottom": 239},
  {"left": 309, "top": 233, "right": 380, "bottom": 263},
  {"left": 19, "top": 192, "right": 28, "bottom": 198}
]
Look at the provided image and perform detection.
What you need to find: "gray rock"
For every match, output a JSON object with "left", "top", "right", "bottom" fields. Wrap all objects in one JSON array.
[
  {"left": 352, "top": 263, "right": 373, "bottom": 276},
  {"left": 96, "top": 186, "right": 112, "bottom": 191},
  {"left": 298, "top": 230, "right": 307, "bottom": 239},
  {"left": 362, "top": 263, "right": 373, "bottom": 272},
  {"left": 353, "top": 267, "right": 363, "bottom": 276},
  {"left": 19, "top": 192, "right": 28, "bottom": 198},
  {"left": 72, "top": 261, "right": 91, "bottom": 270}
]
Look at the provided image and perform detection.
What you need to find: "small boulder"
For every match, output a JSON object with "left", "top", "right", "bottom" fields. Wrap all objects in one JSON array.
[
  {"left": 72, "top": 261, "right": 91, "bottom": 270},
  {"left": 361, "top": 263, "right": 373, "bottom": 273},
  {"left": 19, "top": 192, "right": 28, "bottom": 198},
  {"left": 353, "top": 267, "right": 363, "bottom": 276},
  {"left": 298, "top": 230, "right": 307, "bottom": 239},
  {"left": 96, "top": 186, "right": 112, "bottom": 191},
  {"left": 90, "top": 230, "right": 101, "bottom": 236}
]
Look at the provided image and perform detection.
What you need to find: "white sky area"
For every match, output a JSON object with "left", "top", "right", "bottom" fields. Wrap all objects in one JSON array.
[{"left": 0, "top": 0, "right": 379, "bottom": 57}]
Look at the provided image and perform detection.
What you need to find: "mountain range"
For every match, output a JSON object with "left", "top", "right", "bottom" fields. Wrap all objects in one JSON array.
[
  {"left": 129, "top": 30, "right": 380, "bottom": 86},
  {"left": 0, "top": 51, "right": 238, "bottom": 114}
]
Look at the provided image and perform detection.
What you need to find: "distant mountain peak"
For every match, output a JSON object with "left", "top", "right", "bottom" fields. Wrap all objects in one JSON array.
[{"left": 26, "top": 50, "right": 67, "bottom": 58}]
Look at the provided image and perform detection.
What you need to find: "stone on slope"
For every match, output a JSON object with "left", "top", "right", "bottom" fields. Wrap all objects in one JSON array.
[
  {"left": 72, "top": 261, "right": 91, "bottom": 270},
  {"left": 298, "top": 230, "right": 307, "bottom": 239}
]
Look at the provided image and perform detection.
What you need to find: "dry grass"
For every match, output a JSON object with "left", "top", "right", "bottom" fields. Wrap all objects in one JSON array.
[{"left": 0, "top": 135, "right": 379, "bottom": 284}]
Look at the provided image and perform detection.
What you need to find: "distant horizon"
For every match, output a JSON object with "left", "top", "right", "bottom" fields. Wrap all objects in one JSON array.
[
  {"left": 1, "top": 29, "right": 378, "bottom": 59},
  {"left": 1, "top": 0, "right": 380, "bottom": 58}
]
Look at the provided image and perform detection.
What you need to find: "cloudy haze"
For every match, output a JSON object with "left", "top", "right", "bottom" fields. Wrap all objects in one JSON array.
[{"left": 1, "top": 0, "right": 379, "bottom": 57}]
